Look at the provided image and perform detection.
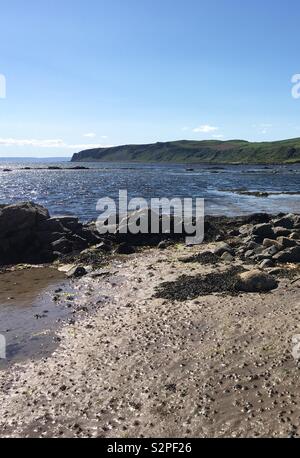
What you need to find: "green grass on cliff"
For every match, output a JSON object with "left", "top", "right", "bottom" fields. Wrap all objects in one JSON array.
[{"left": 71, "top": 138, "right": 300, "bottom": 164}]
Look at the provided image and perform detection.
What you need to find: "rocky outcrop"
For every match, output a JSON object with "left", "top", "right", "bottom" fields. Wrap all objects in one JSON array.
[{"left": 0, "top": 202, "right": 102, "bottom": 265}]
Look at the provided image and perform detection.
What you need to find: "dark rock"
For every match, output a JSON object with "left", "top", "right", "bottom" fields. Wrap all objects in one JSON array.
[
  {"left": 70, "top": 166, "right": 89, "bottom": 170},
  {"left": 273, "top": 227, "right": 291, "bottom": 237},
  {"left": 66, "top": 266, "right": 87, "bottom": 278},
  {"left": 273, "top": 246, "right": 300, "bottom": 263},
  {"left": 78, "top": 227, "right": 100, "bottom": 244},
  {"left": 290, "top": 232, "right": 300, "bottom": 240},
  {"left": 51, "top": 237, "right": 73, "bottom": 254},
  {"left": 261, "top": 245, "right": 279, "bottom": 257},
  {"left": 67, "top": 233, "right": 88, "bottom": 250},
  {"left": 228, "top": 229, "right": 240, "bottom": 237},
  {"left": 37, "top": 217, "right": 67, "bottom": 233},
  {"left": 276, "top": 236, "right": 297, "bottom": 248},
  {"left": 53, "top": 216, "right": 80, "bottom": 231},
  {"left": 0, "top": 202, "right": 49, "bottom": 236},
  {"left": 244, "top": 213, "right": 271, "bottom": 225},
  {"left": 255, "top": 253, "right": 272, "bottom": 261},
  {"left": 251, "top": 223, "right": 275, "bottom": 240},
  {"left": 259, "top": 259, "right": 275, "bottom": 269},
  {"left": 158, "top": 241, "right": 172, "bottom": 249},
  {"left": 36, "top": 231, "right": 67, "bottom": 244},
  {"left": 35, "top": 250, "right": 57, "bottom": 263},
  {"left": 115, "top": 243, "right": 136, "bottom": 254},
  {"left": 100, "top": 242, "right": 113, "bottom": 252},
  {"left": 246, "top": 241, "right": 261, "bottom": 250},
  {"left": 273, "top": 216, "right": 294, "bottom": 229}
]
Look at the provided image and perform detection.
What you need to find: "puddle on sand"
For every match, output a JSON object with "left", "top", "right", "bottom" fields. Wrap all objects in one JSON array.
[{"left": 0, "top": 267, "right": 74, "bottom": 368}]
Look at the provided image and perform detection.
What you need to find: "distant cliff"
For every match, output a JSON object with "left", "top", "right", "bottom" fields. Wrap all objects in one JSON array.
[{"left": 71, "top": 139, "right": 300, "bottom": 164}]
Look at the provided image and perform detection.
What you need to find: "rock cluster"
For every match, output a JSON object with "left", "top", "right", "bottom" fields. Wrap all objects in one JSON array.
[
  {"left": 213, "top": 213, "right": 300, "bottom": 269},
  {"left": 237, "top": 214, "right": 300, "bottom": 268},
  {"left": 0, "top": 202, "right": 101, "bottom": 265}
]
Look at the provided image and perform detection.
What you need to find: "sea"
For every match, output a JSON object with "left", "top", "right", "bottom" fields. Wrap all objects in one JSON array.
[{"left": 0, "top": 159, "right": 299, "bottom": 220}]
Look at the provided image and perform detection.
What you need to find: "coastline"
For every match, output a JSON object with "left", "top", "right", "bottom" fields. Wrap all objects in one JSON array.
[
  {"left": 0, "top": 241, "right": 299, "bottom": 437},
  {"left": 0, "top": 205, "right": 299, "bottom": 437}
]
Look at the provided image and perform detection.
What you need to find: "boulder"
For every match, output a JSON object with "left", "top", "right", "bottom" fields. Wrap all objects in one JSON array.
[
  {"left": 236, "top": 270, "right": 278, "bottom": 292},
  {"left": 251, "top": 223, "right": 275, "bottom": 240},
  {"left": 273, "top": 216, "right": 294, "bottom": 229},
  {"left": 276, "top": 236, "right": 297, "bottom": 248},
  {"left": 273, "top": 227, "right": 291, "bottom": 237},
  {"left": 0, "top": 202, "right": 104, "bottom": 265},
  {"left": 273, "top": 246, "right": 300, "bottom": 263},
  {"left": 244, "top": 213, "right": 271, "bottom": 224},
  {"left": 0, "top": 202, "right": 49, "bottom": 236}
]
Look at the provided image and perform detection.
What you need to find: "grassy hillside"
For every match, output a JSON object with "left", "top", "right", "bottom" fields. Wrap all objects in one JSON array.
[{"left": 71, "top": 138, "right": 300, "bottom": 164}]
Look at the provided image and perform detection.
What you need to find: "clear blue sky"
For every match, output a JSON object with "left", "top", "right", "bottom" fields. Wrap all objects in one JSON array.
[{"left": 0, "top": 0, "right": 300, "bottom": 156}]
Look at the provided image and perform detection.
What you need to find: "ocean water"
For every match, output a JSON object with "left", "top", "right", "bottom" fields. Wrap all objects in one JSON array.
[{"left": 0, "top": 160, "right": 299, "bottom": 220}]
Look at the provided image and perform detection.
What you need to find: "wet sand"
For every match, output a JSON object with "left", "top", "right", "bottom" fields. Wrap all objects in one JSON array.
[
  {"left": 0, "top": 244, "right": 300, "bottom": 437},
  {"left": 0, "top": 267, "right": 74, "bottom": 366}
]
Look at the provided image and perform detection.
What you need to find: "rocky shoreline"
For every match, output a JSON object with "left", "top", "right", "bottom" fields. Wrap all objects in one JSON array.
[
  {"left": 1, "top": 201, "right": 299, "bottom": 268},
  {"left": 0, "top": 203, "right": 299, "bottom": 437}
]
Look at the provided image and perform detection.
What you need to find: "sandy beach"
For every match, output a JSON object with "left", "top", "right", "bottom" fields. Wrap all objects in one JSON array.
[{"left": 0, "top": 239, "right": 300, "bottom": 438}]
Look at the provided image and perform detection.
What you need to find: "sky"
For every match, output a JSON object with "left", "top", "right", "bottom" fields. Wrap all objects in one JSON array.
[{"left": 1, "top": 0, "right": 300, "bottom": 157}]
